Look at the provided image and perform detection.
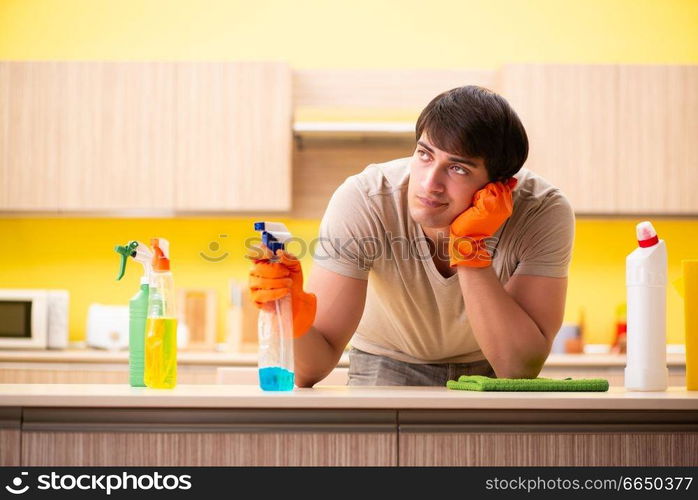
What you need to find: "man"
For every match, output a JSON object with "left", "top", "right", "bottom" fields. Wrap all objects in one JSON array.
[{"left": 248, "top": 85, "right": 575, "bottom": 387}]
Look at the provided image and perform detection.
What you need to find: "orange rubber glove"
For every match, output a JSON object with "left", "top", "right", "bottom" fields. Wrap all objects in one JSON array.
[
  {"left": 449, "top": 177, "right": 518, "bottom": 268},
  {"left": 248, "top": 245, "right": 317, "bottom": 338}
]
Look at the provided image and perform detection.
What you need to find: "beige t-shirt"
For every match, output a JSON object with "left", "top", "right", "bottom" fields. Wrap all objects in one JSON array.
[{"left": 312, "top": 157, "right": 575, "bottom": 364}]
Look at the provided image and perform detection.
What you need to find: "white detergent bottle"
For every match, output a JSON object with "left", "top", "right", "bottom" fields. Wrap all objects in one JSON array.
[{"left": 625, "top": 221, "right": 668, "bottom": 391}]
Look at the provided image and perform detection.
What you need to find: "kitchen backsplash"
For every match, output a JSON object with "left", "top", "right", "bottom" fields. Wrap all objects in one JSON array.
[{"left": 1, "top": 217, "right": 696, "bottom": 345}]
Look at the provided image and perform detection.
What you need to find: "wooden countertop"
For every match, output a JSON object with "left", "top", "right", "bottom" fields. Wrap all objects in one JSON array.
[
  {"left": 0, "top": 349, "right": 686, "bottom": 367},
  {"left": 0, "top": 384, "right": 696, "bottom": 410}
]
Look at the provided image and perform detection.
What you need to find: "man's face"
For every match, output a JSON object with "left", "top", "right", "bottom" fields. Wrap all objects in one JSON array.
[{"left": 407, "top": 132, "right": 490, "bottom": 230}]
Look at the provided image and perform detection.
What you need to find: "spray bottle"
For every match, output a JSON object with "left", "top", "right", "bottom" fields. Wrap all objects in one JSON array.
[
  {"left": 625, "top": 221, "right": 668, "bottom": 391},
  {"left": 144, "top": 238, "right": 178, "bottom": 389},
  {"left": 254, "top": 221, "right": 294, "bottom": 391},
  {"left": 115, "top": 241, "right": 153, "bottom": 387}
]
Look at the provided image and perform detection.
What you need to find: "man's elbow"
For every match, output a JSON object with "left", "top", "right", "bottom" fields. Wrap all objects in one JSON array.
[
  {"left": 492, "top": 355, "right": 546, "bottom": 379},
  {"left": 294, "top": 373, "right": 318, "bottom": 388},
  {"left": 294, "top": 366, "right": 335, "bottom": 388}
]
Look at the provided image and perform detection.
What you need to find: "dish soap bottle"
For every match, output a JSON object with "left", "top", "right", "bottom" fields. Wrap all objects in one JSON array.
[
  {"left": 115, "top": 240, "right": 153, "bottom": 387},
  {"left": 625, "top": 221, "right": 668, "bottom": 391},
  {"left": 254, "top": 221, "right": 294, "bottom": 391},
  {"left": 144, "top": 238, "right": 178, "bottom": 389}
]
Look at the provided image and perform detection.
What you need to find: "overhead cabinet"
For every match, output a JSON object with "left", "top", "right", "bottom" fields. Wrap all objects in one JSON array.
[
  {"left": 2, "top": 62, "right": 696, "bottom": 215},
  {"left": 0, "top": 61, "right": 292, "bottom": 212},
  {"left": 500, "top": 64, "right": 698, "bottom": 214},
  {"left": 175, "top": 62, "right": 291, "bottom": 211}
]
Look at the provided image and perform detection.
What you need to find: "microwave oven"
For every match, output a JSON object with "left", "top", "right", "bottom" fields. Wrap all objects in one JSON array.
[{"left": 0, "top": 289, "right": 69, "bottom": 349}]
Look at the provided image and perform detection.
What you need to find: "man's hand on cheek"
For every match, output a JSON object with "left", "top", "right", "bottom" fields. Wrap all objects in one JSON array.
[{"left": 449, "top": 177, "right": 517, "bottom": 268}]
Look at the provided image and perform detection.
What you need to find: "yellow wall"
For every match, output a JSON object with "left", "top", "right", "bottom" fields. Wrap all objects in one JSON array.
[
  {"left": 1, "top": 0, "right": 697, "bottom": 66},
  {"left": 1, "top": 217, "right": 320, "bottom": 344},
  {"left": 1, "top": 0, "right": 697, "bottom": 346},
  {"left": 1, "top": 217, "right": 696, "bottom": 344}
]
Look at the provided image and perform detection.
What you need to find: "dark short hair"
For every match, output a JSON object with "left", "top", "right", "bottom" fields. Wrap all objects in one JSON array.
[{"left": 415, "top": 85, "right": 529, "bottom": 182}]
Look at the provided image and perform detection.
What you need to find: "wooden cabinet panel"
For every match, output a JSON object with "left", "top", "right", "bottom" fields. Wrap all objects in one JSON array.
[
  {"left": 399, "top": 409, "right": 698, "bottom": 466},
  {"left": 0, "top": 61, "right": 291, "bottom": 213},
  {"left": 23, "top": 431, "right": 395, "bottom": 466},
  {"left": 0, "top": 62, "right": 176, "bottom": 211},
  {"left": 294, "top": 68, "right": 497, "bottom": 109},
  {"left": 616, "top": 66, "right": 698, "bottom": 213},
  {"left": 21, "top": 408, "right": 397, "bottom": 466},
  {"left": 174, "top": 62, "right": 292, "bottom": 211},
  {"left": 0, "top": 408, "right": 21, "bottom": 466},
  {"left": 399, "top": 432, "right": 698, "bottom": 466},
  {"left": 58, "top": 62, "right": 176, "bottom": 211},
  {"left": 0, "top": 62, "right": 61, "bottom": 210},
  {"left": 500, "top": 64, "right": 620, "bottom": 213},
  {"left": 291, "top": 139, "right": 413, "bottom": 218},
  {"left": 500, "top": 64, "right": 698, "bottom": 214},
  {"left": 0, "top": 429, "right": 20, "bottom": 465}
]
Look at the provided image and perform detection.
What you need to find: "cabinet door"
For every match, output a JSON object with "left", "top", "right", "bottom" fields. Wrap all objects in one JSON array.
[
  {"left": 1, "top": 61, "right": 292, "bottom": 213},
  {"left": 500, "top": 64, "right": 620, "bottom": 213},
  {"left": 616, "top": 65, "right": 698, "bottom": 213},
  {"left": 0, "top": 62, "right": 61, "bottom": 210},
  {"left": 0, "top": 408, "right": 20, "bottom": 466},
  {"left": 399, "top": 410, "right": 698, "bottom": 466},
  {"left": 500, "top": 64, "right": 698, "bottom": 214},
  {"left": 0, "top": 62, "right": 176, "bottom": 212},
  {"left": 58, "top": 62, "right": 176, "bottom": 211},
  {"left": 174, "top": 62, "right": 292, "bottom": 211},
  {"left": 22, "top": 408, "right": 397, "bottom": 466}
]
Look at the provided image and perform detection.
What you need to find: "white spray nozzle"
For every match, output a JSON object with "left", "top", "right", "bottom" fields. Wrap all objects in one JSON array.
[{"left": 133, "top": 241, "right": 153, "bottom": 282}]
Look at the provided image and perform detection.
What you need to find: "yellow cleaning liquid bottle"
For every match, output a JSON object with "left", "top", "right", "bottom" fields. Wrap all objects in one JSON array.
[{"left": 144, "top": 238, "right": 177, "bottom": 389}]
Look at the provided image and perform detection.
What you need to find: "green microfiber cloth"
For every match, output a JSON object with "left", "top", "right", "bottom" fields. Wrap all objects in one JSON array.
[{"left": 446, "top": 375, "right": 609, "bottom": 392}]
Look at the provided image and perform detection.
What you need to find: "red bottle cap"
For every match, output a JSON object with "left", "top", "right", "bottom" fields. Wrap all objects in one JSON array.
[{"left": 636, "top": 221, "right": 659, "bottom": 248}]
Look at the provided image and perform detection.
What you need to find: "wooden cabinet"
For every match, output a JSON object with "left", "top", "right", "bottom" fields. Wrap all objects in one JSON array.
[
  {"left": 398, "top": 410, "right": 698, "bottom": 466},
  {"left": 615, "top": 65, "right": 698, "bottom": 213},
  {"left": 0, "top": 408, "right": 20, "bottom": 466},
  {"left": 0, "top": 62, "right": 62, "bottom": 211},
  {"left": 399, "top": 432, "right": 698, "bottom": 466},
  {"left": 3, "top": 62, "right": 697, "bottom": 215},
  {"left": 59, "top": 62, "right": 177, "bottom": 211},
  {"left": 21, "top": 408, "right": 397, "bottom": 466},
  {"left": 12, "top": 405, "right": 698, "bottom": 466},
  {"left": 0, "top": 61, "right": 292, "bottom": 213},
  {"left": 500, "top": 64, "right": 698, "bottom": 214},
  {"left": 2, "top": 386, "right": 697, "bottom": 467},
  {"left": 174, "top": 62, "right": 292, "bottom": 211}
]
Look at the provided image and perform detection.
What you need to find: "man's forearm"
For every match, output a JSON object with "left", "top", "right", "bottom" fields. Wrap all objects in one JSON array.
[
  {"left": 293, "top": 326, "right": 342, "bottom": 387},
  {"left": 457, "top": 265, "right": 549, "bottom": 378}
]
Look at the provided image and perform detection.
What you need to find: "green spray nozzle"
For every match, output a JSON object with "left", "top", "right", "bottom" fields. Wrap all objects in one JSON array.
[
  {"left": 114, "top": 241, "right": 153, "bottom": 282},
  {"left": 115, "top": 241, "right": 139, "bottom": 280}
]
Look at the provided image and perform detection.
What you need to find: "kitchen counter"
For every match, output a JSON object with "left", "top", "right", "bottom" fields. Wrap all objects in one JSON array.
[
  {"left": 0, "top": 383, "right": 696, "bottom": 410},
  {"left": 1, "top": 383, "right": 696, "bottom": 467}
]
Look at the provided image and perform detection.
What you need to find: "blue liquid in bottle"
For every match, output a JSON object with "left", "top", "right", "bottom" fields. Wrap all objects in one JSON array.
[{"left": 259, "top": 366, "right": 295, "bottom": 391}]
